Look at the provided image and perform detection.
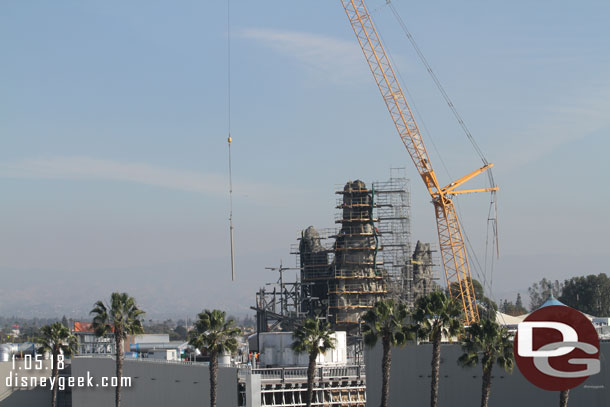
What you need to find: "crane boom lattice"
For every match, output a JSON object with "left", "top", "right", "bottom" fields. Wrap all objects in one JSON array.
[{"left": 341, "top": 0, "right": 498, "bottom": 324}]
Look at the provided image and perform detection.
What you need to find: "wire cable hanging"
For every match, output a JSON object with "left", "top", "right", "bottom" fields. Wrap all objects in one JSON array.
[
  {"left": 385, "top": 0, "right": 500, "bottom": 298},
  {"left": 227, "top": 0, "right": 235, "bottom": 281}
]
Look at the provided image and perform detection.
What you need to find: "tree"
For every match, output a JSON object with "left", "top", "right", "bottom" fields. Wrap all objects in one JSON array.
[
  {"left": 38, "top": 322, "right": 78, "bottom": 407},
  {"left": 449, "top": 278, "right": 497, "bottom": 319},
  {"left": 172, "top": 325, "right": 188, "bottom": 341},
  {"left": 560, "top": 273, "right": 610, "bottom": 316},
  {"left": 528, "top": 278, "right": 563, "bottom": 310},
  {"left": 241, "top": 315, "right": 256, "bottom": 328},
  {"left": 514, "top": 294, "right": 527, "bottom": 314},
  {"left": 361, "top": 299, "right": 410, "bottom": 407},
  {"left": 458, "top": 319, "right": 514, "bottom": 407},
  {"left": 291, "top": 317, "right": 335, "bottom": 407},
  {"left": 188, "top": 310, "right": 241, "bottom": 407},
  {"left": 21, "top": 324, "right": 40, "bottom": 342},
  {"left": 412, "top": 291, "right": 462, "bottom": 407},
  {"left": 499, "top": 294, "right": 527, "bottom": 316},
  {"left": 559, "top": 389, "right": 570, "bottom": 407},
  {"left": 91, "top": 293, "right": 145, "bottom": 407},
  {"left": 499, "top": 300, "right": 513, "bottom": 315}
]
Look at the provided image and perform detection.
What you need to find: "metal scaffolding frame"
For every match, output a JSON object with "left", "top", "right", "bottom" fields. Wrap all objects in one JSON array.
[
  {"left": 372, "top": 168, "right": 413, "bottom": 306},
  {"left": 287, "top": 171, "right": 414, "bottom": 329},
  {"left": 251, "top": 262, "right": 313, "bottom": 334},
  {"left": 256, "top": 171, "right": 437, "bottom": 339},
  {"left": 327, "top": 180, "right": 387, "bottom": 328}
]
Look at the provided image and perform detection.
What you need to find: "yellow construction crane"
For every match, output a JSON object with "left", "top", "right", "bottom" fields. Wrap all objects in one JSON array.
[{"left": 340, "top": 0, "right": 497, "bottom": 324}]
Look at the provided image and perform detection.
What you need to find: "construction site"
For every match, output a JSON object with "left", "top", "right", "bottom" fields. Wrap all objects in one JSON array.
[
  {"left": 249, "top": 0, "right": 493, "bottom": 364},
  {"left": 252, "top": 169, "right": 438, "bottom": 339},
  {"left": 2, "top": 0, "right": 608, "bottom": 406},
  {"left": 238, "top": 1, "right": 606, "bottom": 406}
]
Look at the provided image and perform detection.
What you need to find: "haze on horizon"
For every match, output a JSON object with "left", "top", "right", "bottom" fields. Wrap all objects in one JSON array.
[{"left": 1, "top": 1, "right": 609, "bottom": 319}]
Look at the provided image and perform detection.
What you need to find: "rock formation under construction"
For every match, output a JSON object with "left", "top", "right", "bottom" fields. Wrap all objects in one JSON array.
[
  {"left": 257, "top": 172, "right": 438, "bottom": 335},
  {"left": 330, "top": 180, "right": 386, "bottom": 328},
  {"left": 410, "top": 240, "right": 439, "bottom": 304},
  {"left": 299, "top": 226, "right": 330, "bottom": 315}
]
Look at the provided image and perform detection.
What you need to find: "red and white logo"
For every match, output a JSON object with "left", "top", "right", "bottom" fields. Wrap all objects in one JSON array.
[{"left": 514, "top": 305, "right": 600, "bottom": 391}]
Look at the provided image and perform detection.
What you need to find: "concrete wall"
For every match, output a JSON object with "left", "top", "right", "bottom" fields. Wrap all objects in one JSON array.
[
  {"left": 365, "top": 342, "right": 610, "bottom": 406},
  {"left": 0, "top": 359, "right": 58, "bottom": 407},
  {"left": 71, "top": 357, "right": 238, "bottom": 407}
]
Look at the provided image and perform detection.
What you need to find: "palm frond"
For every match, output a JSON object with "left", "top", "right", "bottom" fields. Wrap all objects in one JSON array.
[
  {"left": 189, "top": 309, "right": 242, "bottom": 357},
  {"left": 458, "top": 319, "right": 514, "bottom": 373},
  {"left": 292, "top": 317, "right": 335, "bottom": 356},
  {"left": 412, "top": 291, "right": 462, "bottom": 342},
  {"left": 37, "top": 322, "right": 78, "bottom": 356},
  {"left": 90, "top": 292, "right": 145, "bottom": 339},
  {"left": 360, "top": 299, "right": 410, "bottom": 348}
]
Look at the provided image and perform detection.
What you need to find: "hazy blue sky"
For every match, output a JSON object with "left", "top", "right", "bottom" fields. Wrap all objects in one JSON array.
[{"left": 1, "top": 1, "right": 609, "bottom": 317}]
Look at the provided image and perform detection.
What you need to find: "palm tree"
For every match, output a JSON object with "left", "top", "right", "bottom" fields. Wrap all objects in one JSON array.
[
  {"left": 560, "top": 390, "right": 569, "bottom": 407},
  {"left": 188, "top": 309, "right": 241, "bottom": 407},
  {"left": 457, "top": 319, "right": 514, "bottom": 407},
  {"left": 38, "top": 322, "right": 78, "bottom": 407},
  {"left": 91, "top": 292, "right": 145, "bottom": 407},
  {"left": 361, "top": 299, "right": 409, "bottom": 407},
  {"left": 412, "top": 291, "right": 462, "bottom": 407},
  {"left": 291, "top": 317, "right": 335, "bottom": 407}
]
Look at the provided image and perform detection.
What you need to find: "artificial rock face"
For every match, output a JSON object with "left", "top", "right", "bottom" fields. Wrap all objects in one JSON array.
[
  {"left": 411, "top": 240, "right": 438, "bottom": 303},
  {"left": 298, "top": 179, "right": 427, "bottom": 329},
  {"left": 330, "top": 181, "right": 385, "bottom": 328},
  {"left": 301, "top": 226, "right": 325, "bottom": 253},
  {"left": 299, "top": 226, "right": 329, "bottom": 314}
]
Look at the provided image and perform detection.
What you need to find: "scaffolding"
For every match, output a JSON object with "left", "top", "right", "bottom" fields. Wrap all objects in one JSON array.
[
  {"left": 289, "top": 172, "right": 413, "bottom": 329},
  {"left": 293, "top": 227, "right": 335, "bottom": 316},
  {"left": 372, "top": 168, "right": 413, "bottom": 306},
  {"left": 329, "top": 180, "right": 387, "bottom": 328}
]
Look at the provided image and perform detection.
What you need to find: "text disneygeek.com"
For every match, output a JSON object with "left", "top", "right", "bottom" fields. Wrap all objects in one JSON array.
[{"left": 6, "top": 371, "right": 132, "bottom": 390}]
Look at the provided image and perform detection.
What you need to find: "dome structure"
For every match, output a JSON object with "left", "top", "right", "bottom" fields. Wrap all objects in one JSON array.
[{"left": 538, "top": 292, "right": 565, "bottom": 309}]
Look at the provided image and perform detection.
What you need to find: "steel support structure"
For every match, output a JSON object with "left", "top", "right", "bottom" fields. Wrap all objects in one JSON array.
[{"left": 340, "top": 0, "right": 498, "bottom": 323}]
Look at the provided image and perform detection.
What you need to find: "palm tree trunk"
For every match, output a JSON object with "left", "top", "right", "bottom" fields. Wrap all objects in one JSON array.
[
  {"left": 209, "top": 351, "right": 218, "bottom": 407},
  {"left": 381, "top": 337, "right": 392, "bottom": 407},
  {"left": 430, "top": 330, "right": 442, "bottom": 407},
  {"left": 306, "top": 351, "right": 318, "bottom": 407},
  {"left": 559, "top": 389, "right": 569, "bottom": 407},
  {"left": 115, "top": 334, "right": 124, "bottom": 407},
  {"left": 51, "top": 347, "right": 59, "bottom": 407},
  {"left": 480, "top": 364, "right": 493, "bottom": 407}
]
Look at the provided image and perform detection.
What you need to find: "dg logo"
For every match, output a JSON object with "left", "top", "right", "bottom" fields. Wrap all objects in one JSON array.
[{"left": 514, "top": 304, "right": 600, "bottom": 391}]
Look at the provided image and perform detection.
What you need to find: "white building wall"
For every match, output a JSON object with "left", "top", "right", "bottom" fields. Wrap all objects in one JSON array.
[
  {"left": 258, "top": 331, "right": 347, "bottom": 367},
  {"left": 133, "top": 334, "right": 170, "bottom": 344}
]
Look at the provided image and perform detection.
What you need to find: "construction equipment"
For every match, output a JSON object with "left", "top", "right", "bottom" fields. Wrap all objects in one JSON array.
[{"left": 340, "top": 0, "right": 497, "bottom": 324}]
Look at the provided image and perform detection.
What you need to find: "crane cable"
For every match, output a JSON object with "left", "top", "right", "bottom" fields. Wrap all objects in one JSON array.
[
  {"left": 385, "top": 1, "right": 498, "bottom": 200},
  {"left": 385, "top": 0, "right": 499, "bottom": 299},
  {"left": 386, "top": 0, "right": 488, "bottom": 166},
  {"left": 227, "top": 0, "right": 235, "bottom": 281}
]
